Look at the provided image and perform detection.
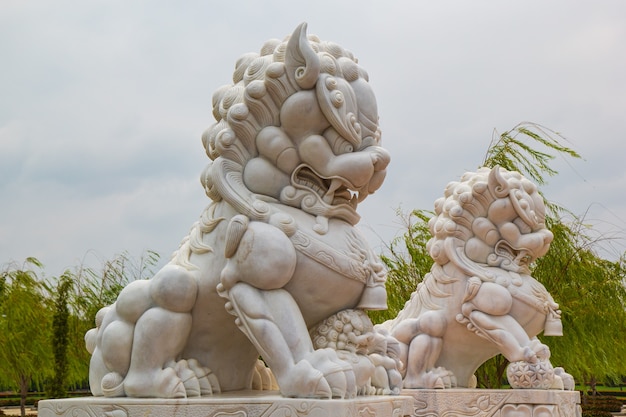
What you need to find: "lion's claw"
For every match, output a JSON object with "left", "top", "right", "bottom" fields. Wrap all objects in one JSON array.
[
  {"left": 123, "top": 367, "right": 186, "bottom": 398},
  {"left": 281, "top": 360, "right": 331, "bottom": 399},
  {"left": 309, "top": 349, "right": 356, "bottom": 399},
  {"left": 278, "top": 349, "right": 357, "bottom": 399}
]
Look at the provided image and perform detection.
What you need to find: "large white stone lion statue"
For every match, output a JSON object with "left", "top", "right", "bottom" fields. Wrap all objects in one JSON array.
[
  {"left": 84, "top": 23, "right": 398, "bottom": 399},
  {"left": 381, "top": 166, "right": 573, "bottom": 390}
]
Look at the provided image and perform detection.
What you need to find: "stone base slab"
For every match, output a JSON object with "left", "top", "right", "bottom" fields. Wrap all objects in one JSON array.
[
  {"left": 403, "top": 388, "right": 581, "bottom": 417},
  {"left": 38, "top": 391, "right": 414, "bottom": 417},
  {"left": 38, "top": 389, "right": 581, "bottom": 417}
]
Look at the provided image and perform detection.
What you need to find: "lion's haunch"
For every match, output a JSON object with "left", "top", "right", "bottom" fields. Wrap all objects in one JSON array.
[{"left": 114, "top": 266, "right": 198, "bottom": 326}]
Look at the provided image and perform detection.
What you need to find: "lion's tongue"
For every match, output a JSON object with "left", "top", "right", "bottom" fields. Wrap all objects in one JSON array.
[{"left": 323, "top": 179, "right": 342, "bottom": 204}]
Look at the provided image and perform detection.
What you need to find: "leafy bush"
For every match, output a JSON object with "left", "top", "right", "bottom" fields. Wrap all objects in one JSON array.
[
  {"left": 582, "top": 411, "right": 613, "bottom": 417},
  {"left": 581, "top": 395, "right": 623, "bottom": 415},
  {"left": 0, "top": 398, "right": 33, "bottom": 407}
]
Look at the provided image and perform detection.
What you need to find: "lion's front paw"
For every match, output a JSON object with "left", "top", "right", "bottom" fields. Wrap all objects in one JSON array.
[
  {"left": 519, "top": 340, "right": 551, "bottom": 365},
  {"left": 308, "top": 348, "right": 357, "bottom": 399},
  {"left": 528, "top": 339, "right": 551, "bottom": 361},
  {"left": 279, "top": 349, "right": 356, "bottom": 399},
  {"left": 124, "top": 367, "right": 186, "bottom": 398},
  {"left": 280, "top": 360, "right": 331, "bottom": 399}
]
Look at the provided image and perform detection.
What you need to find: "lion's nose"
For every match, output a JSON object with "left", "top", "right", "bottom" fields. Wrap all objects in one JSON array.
[{"left": 370, "top": 147, "right": 391, "bottom": 171}]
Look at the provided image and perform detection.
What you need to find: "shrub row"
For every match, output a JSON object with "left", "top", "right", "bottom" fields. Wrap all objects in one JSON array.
[
  {"left": 581, "top": 394, "right": 624, "bottom": 417},
  {"left": 0, "top": 398, "right": 37, "bottom": 407},
  {"left": 581, "top": 411, "right": 613, "bottom": 417}
]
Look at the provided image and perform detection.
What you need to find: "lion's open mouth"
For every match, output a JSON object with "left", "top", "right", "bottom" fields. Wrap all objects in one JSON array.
[
  {"left": 293, "top": 166, "right": 359, "bottom": 209},
  {"left": 494, "top": 240, "right": 533, "bottom": 273}
]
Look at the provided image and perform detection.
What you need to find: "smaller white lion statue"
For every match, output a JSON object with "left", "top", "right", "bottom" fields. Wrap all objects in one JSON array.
[{"left": 381, "top": 166, "right": 573, "bottom": 390}]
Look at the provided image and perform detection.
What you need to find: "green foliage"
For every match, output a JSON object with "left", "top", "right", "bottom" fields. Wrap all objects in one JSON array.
[
  {"left": 0, "top": 250, "right": 160, "bottom": 401},
  {"left": 369, "top": 209, "right": 433, "bottom": 324},
  {"left": 581, "top": 394, "right": 623, "bottom": 417},
  {"left": 46, "top": 273, "right": 74, "bottom": 398},
  {"left": 581, "top": 395, "right": 623, "bottom": 413},
  {"left": 581, "top": 411, "right": 613, "bottom": 417},
  {"left": 0, "top": 258, "right": 53, "bottom": 416},
  {"left": 482, "top": 122, "right": 581, "bottom": 187},
  {"left": 473, "top": 355, "right": 509, "bottom": 389},
  {"left": 534, "top": 218, "right": 626, "bottom": 384}
]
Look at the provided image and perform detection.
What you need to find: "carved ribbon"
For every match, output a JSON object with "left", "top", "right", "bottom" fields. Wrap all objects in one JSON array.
[{"left": 289, "top": 230, "right": 368, "bottom": 284}]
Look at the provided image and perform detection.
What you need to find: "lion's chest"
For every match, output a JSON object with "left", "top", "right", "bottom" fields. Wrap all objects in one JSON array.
[{"left": 280, "top": 211, "right": 373, "bottom": 325}]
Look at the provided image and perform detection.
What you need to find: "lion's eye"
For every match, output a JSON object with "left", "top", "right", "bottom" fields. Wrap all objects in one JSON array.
[{"left": 513, "top": 218, "right": 532, "bottom": 234}]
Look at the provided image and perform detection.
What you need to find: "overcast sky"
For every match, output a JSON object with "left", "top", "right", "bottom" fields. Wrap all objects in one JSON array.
[{"left": 1, "top": 1, "right": 625, "bottom": 278}]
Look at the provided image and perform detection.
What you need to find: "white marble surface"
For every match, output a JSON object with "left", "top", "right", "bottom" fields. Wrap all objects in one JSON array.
[
  {"left": 382, "top": 167, "right": 571, "bottom": 390},
  {"left": 38, "top": 393, "right": 414, "bottom": 417},
  {"left": 84, "top": 22, "right": 396, "bottom": 400},
  {"left": 38, "top": 389, "right": 580, "bottom": 417},
  {"left": 404, "top": 389, "right": 581, "bottom": 417}
]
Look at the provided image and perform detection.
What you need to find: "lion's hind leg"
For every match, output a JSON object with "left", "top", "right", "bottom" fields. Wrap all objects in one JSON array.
[
  {"left": 89, "top": 264, "right": 201, "bottom": 398},
  {"left": 121, "top": 266, "right": 199, "bottom": 398},
  {"left": 122, "top": 306, "right": 193, "bottom": 398},
  {"left": 391, "top": 311, "right": 450, "bottom": 389}
]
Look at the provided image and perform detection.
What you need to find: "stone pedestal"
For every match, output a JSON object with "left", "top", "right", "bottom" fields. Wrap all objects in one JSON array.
[
  {"left": 403, "top": 389, "right": 581, "bottom": 417},
  {"left": 38, "top": 392, "right": 414, "bottom": 417},
  {"left": 38, "top": 389, "right": 580, "bottom": 417}
]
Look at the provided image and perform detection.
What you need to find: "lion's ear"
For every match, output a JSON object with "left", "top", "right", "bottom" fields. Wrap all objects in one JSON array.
[
  {"left": 284, "top": 22, "right": 320, "bottom": 90},
  {"left": 488, "top": 165, "right": 510, "bottom": 198}
]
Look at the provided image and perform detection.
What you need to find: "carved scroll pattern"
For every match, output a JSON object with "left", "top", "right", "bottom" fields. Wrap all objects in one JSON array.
[
  {"left": 410, "top": 390, "right": 581, "bottom": 417},
  {"left": 39, "top": 398, "right": 414, "bottom": 417}
]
